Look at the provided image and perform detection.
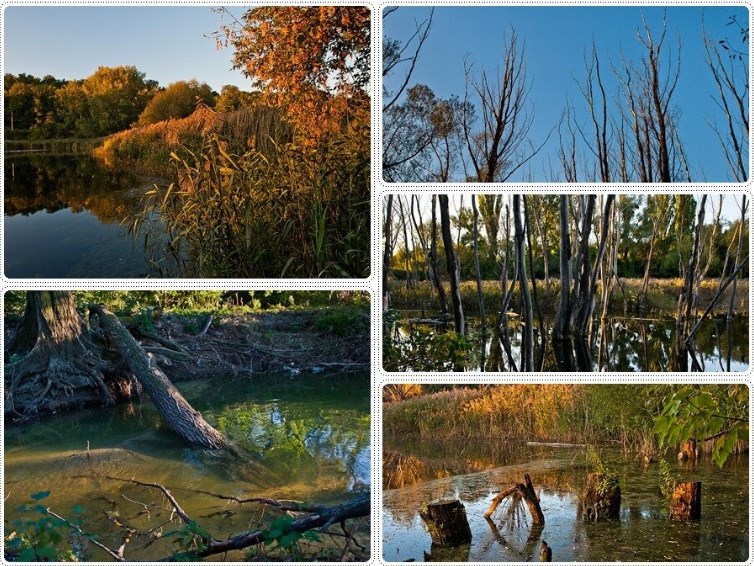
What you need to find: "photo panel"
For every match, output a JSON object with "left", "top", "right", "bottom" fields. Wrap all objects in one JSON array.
[
  {"left": 382, "top": 5, "right": 749, "bottom": 184},
  {"left": 3, "top": 290, "right": 371, "bottom": 561},
  {"left": 382, "top": 192, "right": 749, "bottom": 372},
  {"left": 3, "top": 5, "right": 371, "bottom": 279},
  {"left": 381, "top": 381, "right": 750, "bottom": 562}
]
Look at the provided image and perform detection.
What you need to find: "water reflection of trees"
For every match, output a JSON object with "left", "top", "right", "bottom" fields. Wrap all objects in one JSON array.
[
  {"left": 4, "top": 156, "right": 148, "bottom": 224},
  {"left": 390, "top": 315, "right": 748, "bottom": 372}
]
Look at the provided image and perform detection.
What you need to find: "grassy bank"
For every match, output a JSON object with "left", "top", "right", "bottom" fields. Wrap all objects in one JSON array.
[
  {"left": 388, "top": 277, "right": 749, "bottom": 318},
  {"left": 92, "top": 105, "right": 291, "bottom": 177},
  {"left": 382, "top": 385, "right": 748, "bottom": 455}
]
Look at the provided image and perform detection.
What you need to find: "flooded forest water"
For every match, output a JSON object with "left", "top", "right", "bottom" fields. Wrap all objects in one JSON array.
[
  {"left": 4, "top": 156, "right": 179, "bottom": 278},
  {"left": 4, "top": 374, "right": 371, "bottom": 560},
  {"left": 385, "top": 314, "right": 749, "bottom": 372},
  {"left": 382, "top": 442, "right": 749, "bottom": 562}
]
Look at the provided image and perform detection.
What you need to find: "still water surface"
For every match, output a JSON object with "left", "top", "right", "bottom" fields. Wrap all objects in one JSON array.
[
  {"left": 382, "top": 442, "right": 748, "bottom": 562},
  {"left": 4, "top": 156, "right": 177, "bottom": 278},
  {"left": 4, "top": 374, "right": 370, "bottom": 560},
  {"left": 385, "top": 314, "right": 749, "bottom": 372}
]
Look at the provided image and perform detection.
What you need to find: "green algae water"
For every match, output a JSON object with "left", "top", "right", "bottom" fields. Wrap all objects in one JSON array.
[
  {"left": 4, "top": 374, "right": 370, "bottom": 560},
  {"left": 382, "top": 443, "right": 748, "bottom": 562}
]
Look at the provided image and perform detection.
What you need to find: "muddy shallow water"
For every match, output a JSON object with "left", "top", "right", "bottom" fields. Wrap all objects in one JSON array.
[
  {"left": 4, "top": 374, "right": 371, "bottom": 560},
  {"left": 382, "top": 444, "right": 748, "bottom": 562}
]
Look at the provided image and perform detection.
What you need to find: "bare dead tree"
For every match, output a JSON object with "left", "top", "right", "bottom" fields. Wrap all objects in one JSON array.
[
  {"left": 703, "top": 17, "right": 749, "bottom": 182},
  {"left": 614, "top": 13, "right": 683, "bottom": 182},
  {"left": 462, "top": 29, "right": 549, "bottom": 183}
]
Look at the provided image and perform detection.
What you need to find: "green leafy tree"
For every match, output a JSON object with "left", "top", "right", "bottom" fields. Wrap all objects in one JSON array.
[
  {"left": 215, "top": 84, "right": 259, "bottom": 113},
  {"left": 81, "top": 66, "right": 156, "bottom": 135},
  {"left": 138, "top": 80, "right": 216, "bottom": 125},
  {"left": 655, "top": 385, "right": 748, "bottom": 467}
]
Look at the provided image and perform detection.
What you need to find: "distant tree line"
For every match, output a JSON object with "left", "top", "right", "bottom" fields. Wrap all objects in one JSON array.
[
  {"left": 4, "top": 67, "right": 258, "bottom": 139},
  {"left": 387, "top": 194, "right": 748, "bottom": 283}
]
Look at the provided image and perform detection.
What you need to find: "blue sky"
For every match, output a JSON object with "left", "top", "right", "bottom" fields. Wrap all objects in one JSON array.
[
  {"left": 383, "top": 5, "right": 750, "bottom": 183},
  {"left": 3, "top": 6, "right": 249, "bottom": 91}
]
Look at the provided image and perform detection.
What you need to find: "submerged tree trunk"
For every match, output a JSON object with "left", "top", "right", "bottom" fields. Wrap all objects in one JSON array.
[
  {"left": 439, "top": 195, "right": 464, "bottom": 336},
  {"left": 90, "top": 304, "right": 231, "bottom": 450},
  {"left": 5, "top": 291, "right": 119, "bottom": 418}
]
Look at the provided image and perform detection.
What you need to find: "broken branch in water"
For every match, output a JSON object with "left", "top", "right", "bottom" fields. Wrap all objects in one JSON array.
[{"left": 71, "top": 474, "right": 370, "bottom": 560}]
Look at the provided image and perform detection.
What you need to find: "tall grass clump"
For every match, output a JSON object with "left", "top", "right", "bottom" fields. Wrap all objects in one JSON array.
[{"left": 135, "top": 130, "right": 369, "bottom": 278}]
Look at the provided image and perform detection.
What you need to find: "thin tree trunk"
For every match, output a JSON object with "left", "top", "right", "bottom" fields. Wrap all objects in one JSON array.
[
  {"left": 554, "top": 196, "right": 572, "bottom": 340},
  {"left": 472, "top": 196, "right": 486, "bottom": 369},
  {"left": 382, "top": 195, "right": 394, "bottom": 308},
  {"left": 439, "top": 195, "right": 464, "bottom": 336},
  {"left": 575, "top": 195, "right": 614, "bottom": 337},
  {"left": 513, "top": 195, "right": 534, "bottom": 371},
  {"left": 728, "top": 195, "right": 747, "bottom": 320},
  {"left": 430, "top": 195, "right": 448, "bottom": 314},
  {"left": 571, "top": 196, "right": 596, "bottom": 333}
]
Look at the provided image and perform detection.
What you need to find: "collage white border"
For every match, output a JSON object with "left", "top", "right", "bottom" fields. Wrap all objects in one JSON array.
[{"left": 0, "top": 1, "right": 752, "bottom": 564}]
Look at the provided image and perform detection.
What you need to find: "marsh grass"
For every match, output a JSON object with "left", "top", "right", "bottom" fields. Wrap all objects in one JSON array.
[{"left": 133, "top": 132, "right": 369, "bottom": 278}]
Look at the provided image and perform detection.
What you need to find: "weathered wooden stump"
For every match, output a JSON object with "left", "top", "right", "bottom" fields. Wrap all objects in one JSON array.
[
  {"left": 485, "top": 473, "right": 545, "bottom": 525},
  {"left": 678, "top": 439, "right": 699, "bottom": 461},
  {"left": 419, "top": 499, "right": 472, "bottom": 546},
  {"left": 539, "top": 540, "right": 552, "bottom": 561},
  {"left": 581, "top": 472, "right": 621, "bottom": 521},
  {"left": 670, "top": 481, "right": 701, "bottom": 521}
]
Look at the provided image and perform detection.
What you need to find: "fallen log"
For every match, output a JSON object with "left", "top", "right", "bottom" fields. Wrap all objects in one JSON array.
[
  {"left": 419, "top": 499, "right": 472, "bottom": 546},
  {"left": 197, "top": 492, "right": 370, "bottom": 558},
  {"left": 485, "top": 473, "right": 544, "bottom": 526},
  {"left": 90, "top": 304, "right": 231, "bottom": 451}
]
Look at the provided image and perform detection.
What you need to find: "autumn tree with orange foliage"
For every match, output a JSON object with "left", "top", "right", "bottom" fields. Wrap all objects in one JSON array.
[{"left": 217, "top": 6, "right": 370, "bottom": 144}]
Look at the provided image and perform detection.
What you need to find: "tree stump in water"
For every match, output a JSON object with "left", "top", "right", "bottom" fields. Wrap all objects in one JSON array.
[
  {"left": 485, "top": 473, "right": 545, "bottom": 526},
  {"left": 670, "top": 481, "right": 701, "bottom": 521},
  {"left": 678, "top": 439, "right": 699, "bottom": 461},
  {"left": 581, "top": 472, "right": 620, "bottom": 521},
  {"left": 539, "top": 540, "right": 552, "bottom": 562},
  {"left": 419, "top": 499, "right": 472, "bottom": 546}
]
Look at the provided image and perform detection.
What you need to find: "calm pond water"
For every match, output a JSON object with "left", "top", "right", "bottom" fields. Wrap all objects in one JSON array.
[
  {"left": 385, "top": 314, "right": 749, "bottom": 372},
  {"left": 4, "top": 156, "right": 180, "bottom": 278},
  {"left": 4, "top": 374, "right": 371, "bottom": 560},
  {"left": 382, "top": 442, "right": 749, "bottom": 562}
]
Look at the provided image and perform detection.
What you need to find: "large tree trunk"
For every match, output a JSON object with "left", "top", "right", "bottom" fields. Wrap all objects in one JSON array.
[
  {"left": 5, "top": 291, "right": 119, "bottom": 418},
  {"left": 90, "top": 304, "right": 231, "bottom": 450},
  {"left": 439, "top": 195, "right": 464, "bottom": 336}
]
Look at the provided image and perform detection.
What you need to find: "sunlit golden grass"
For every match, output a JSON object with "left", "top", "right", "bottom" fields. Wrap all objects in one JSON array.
[{"left": 388, "top": 277, "right": 749, "bottom": 317}]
